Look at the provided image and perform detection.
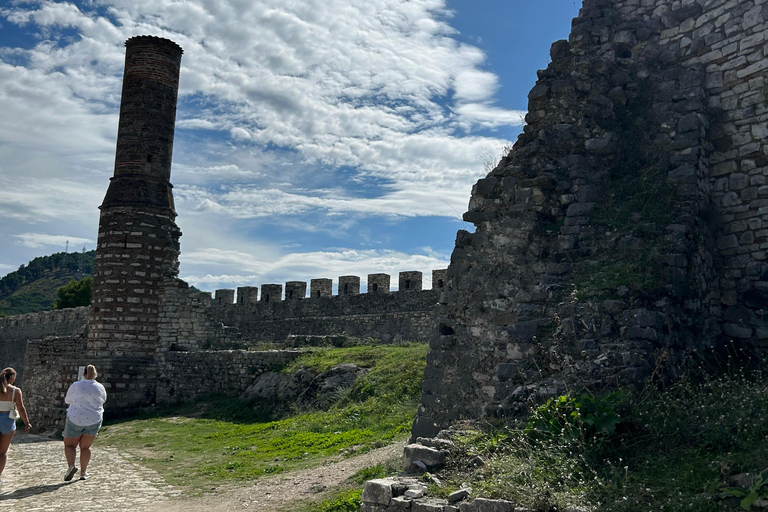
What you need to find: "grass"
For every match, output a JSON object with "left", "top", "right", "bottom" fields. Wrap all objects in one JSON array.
[
  {"left": 423, "top": 350, "right": 768, "bottom": 511},
  {"left": 99, "top": 343, "right": 427, "bottom": 495}
]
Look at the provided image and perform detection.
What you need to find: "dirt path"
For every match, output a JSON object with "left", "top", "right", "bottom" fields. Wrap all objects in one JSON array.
[
  {"left": 146, "top": 440, "right": 405, "bottom": 512},
  {"left": 0, "top": 432, "right": 403, "bottom": 512}
]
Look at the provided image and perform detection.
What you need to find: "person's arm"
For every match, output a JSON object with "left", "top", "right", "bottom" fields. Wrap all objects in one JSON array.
[
  {"left": 65, "top": 383, "right": 74, "bottom": 405},
  {"left": 14, "top": 388, "right": 31, "bottom": 433}
]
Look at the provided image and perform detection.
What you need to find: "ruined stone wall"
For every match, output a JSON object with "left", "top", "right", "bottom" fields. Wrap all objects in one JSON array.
[
  {"left": 414, "top": 0, "right": 768, "bottom": 437},
  {"left": 21, "top": 335, "right": 86, "bottom": 430},
  {"left": 156, "top": 349, "right": 301, "bottom": 403},
  {"left": 0, "top": 307, "right": 88, "bottom": 386}
]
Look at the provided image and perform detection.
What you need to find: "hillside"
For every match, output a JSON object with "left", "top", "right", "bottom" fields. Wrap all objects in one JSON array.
[{"left": 0, "top": 250, "right": 95, "bottom": 316}]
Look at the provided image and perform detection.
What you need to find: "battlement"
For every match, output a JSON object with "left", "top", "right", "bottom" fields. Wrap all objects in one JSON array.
[{"left": 212, "top": 269, "right": 448, "bottom": 305}]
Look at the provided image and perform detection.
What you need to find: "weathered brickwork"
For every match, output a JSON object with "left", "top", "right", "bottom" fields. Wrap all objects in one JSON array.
[
  {"left": 207, "top": 286, "right": 441, "bottom": 344},
  {"left": 0, "top": 307, "right": 88, "bottom": 386},
  {"left": 89, "top": 36, "right": 184, "bottom": 364},
  {"left": 156, "top": 349, "right": 302, "bottom": 403},
  {"left": 414, "top": 0, "right": 768, "bottom": 438}
]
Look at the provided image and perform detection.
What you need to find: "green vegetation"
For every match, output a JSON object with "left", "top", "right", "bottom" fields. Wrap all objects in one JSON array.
[
  {"left": 99, "top": 343, "right": 427, "bottom": 495},
  {"left": 0, "top": 250, "right": 95, "bottom": 315},
  {"left": 426, "top": 353, "right": 768, "bottom": 511},
  {"left": 53, "top": 276, "right": 93, "bottom": 309}
]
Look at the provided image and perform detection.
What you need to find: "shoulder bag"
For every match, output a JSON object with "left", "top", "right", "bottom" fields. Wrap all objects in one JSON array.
[{"left": 9, "top": 388, "right": 20, "bottom": 420}]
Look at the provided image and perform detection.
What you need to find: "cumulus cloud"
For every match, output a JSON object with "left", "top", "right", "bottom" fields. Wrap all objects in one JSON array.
[
  {"left": 0, "top": 0, "right": 524, "bottom": 278},
  {"left": 182, "top": 247, "right": 449, "bottom": 292}
]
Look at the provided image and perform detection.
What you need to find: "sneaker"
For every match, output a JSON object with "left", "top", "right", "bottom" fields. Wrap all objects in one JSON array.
[
  {"left": 64, "top": 465, "right": 78, "bottom": 481},
  {"left": 79, "top": 472, "right": 88, "bottom": 481}
]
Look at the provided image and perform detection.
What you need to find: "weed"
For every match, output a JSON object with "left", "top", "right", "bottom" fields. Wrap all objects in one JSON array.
[{"left": 311, "top": 489, "right": 362, "bottom": 512}]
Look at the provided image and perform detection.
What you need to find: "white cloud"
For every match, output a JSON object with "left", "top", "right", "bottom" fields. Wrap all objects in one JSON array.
[
  {"left": 13, "top": 232, "right": 94, "bottom": 250},
  {"left": 181, "top": 247, "right": 449, "bottom": 292},
  {"left": 0, "top": 0, "right": 524, "bottom": 277}
]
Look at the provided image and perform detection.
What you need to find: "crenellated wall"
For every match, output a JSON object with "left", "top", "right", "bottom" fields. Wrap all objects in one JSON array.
[{"left": 0, "top": 269, "right": 445, "bottom": 428}]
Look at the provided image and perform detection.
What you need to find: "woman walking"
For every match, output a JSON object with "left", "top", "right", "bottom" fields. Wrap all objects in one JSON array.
[
  {"left": 0, "top": 367, "right": 32, "bottom": 485},
  {"left": 63, "top": 364, "right": 107, "bottom": 481}
]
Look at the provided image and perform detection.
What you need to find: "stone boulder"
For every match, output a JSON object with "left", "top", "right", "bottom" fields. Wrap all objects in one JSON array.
[{"left": 296, "top": 363, "right": 368, "bottom": 408}]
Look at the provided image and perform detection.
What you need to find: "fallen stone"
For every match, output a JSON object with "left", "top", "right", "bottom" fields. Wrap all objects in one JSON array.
[
  {"left": 403, "top": 444, "right": 447, "bottom": 471},
  {"left": 362, "top": 478, "right": 394, "bottom": 506}
]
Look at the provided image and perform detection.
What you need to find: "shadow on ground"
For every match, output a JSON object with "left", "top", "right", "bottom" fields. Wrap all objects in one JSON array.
[{"left": 0, "top": 481, "right": 72, "bottom": 500}]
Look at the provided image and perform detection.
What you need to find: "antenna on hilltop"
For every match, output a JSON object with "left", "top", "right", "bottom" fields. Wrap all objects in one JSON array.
[{"left": 65, "top": 240, "right": 69, "bottom": 253}]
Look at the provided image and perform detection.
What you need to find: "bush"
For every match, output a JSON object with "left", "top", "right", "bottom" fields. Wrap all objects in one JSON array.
[{"left": 53, "top": 277, "right": 93, "bottom": 309}]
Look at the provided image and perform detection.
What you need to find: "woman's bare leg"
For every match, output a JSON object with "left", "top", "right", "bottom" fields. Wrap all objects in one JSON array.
[
  {"left": 0, "top": 431, "right": 15, "bottom": 477},
  {"left": 78, "top": 434, "right": 96, "bottom": 474},
  {"left": 64, "top": 436, "right": 80, "bottom": 467}
]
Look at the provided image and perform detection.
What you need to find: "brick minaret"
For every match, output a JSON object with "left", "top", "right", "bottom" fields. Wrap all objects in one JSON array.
[{"left": 89, "top": 36, "right": 183, "bottom": 372}]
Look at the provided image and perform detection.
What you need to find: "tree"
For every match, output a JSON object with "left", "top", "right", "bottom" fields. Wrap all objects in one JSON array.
[{"left": 53, "top": 277, "right": 93, "bottom": 309}]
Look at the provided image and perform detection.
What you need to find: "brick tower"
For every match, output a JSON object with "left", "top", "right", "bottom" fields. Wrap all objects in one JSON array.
[{"left": 89, "top": 36, "right": 183, "bottom": 406}]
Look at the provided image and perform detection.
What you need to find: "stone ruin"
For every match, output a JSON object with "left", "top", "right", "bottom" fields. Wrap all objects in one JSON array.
[
  {"left": 0, "top": 36, "right": 446, "bottom": 427},
  {"left": 410, "top": 0, "right": 768, "bottom": 440},
  {"left": 0, "top": 7, "right": 766, "bottom": 504}
]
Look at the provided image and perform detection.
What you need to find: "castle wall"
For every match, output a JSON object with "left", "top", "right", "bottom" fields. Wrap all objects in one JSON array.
[
  {"left": 0, "top": 307, "right": 88, "bottom": 385},
  {"left": 414, "top": 0, "right": 768, "bottom": 437},
  {"left": 21, "top": 335, "right": 86, "bottom": 430},
  {"left": 156, "top": 349, "right": 302, "bottom": 403},
  {"left": 208, "top": 289, "right": 441, "bottom": 343}
]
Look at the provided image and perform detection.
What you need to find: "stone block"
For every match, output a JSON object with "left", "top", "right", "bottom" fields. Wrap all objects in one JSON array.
[
  {"left": 459, "top": 498, "right": 515, "bottom": 512},
  {"left": 506, "top": 321, "right": 538, "bottom": 342},
  {"left": 403, "top": 444, "right": 446, "bottom": 471},
  {"left": 413, "top": 501, "right": 445, "bottom": 512}
]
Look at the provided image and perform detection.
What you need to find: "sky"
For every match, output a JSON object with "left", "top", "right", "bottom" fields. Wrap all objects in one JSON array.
[{"left": 0, "top": 0, "right": 583, "bottom": 294}]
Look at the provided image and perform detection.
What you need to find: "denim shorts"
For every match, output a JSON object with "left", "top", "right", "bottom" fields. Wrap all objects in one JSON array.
[
  {"left": 0, "top": 412, "right": 16, "bottom": 435},
  {"left": 63, "top": 418, "right": 102, "bottom": 438}
]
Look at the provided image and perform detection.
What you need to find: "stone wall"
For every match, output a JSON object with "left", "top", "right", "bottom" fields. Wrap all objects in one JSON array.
[
  {"left": 208, "top": 289, "right": 441, "bottom": 343},
  {"left": 414, "top": 0, "right": 768, "bottom": 437},
  {"left": 156, "top": 349, "right": 302, "bottom": 403},
  {"left": 21, "top": 335, "right": 86, "bottom": 431},
  {"left": 0, "top": 307, "right": 88, "bottom": 386}
]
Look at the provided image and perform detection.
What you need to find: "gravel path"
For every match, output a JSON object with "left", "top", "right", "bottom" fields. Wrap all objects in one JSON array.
[{"left": 0, "top": 432, "right": 403, "bottom": 512}]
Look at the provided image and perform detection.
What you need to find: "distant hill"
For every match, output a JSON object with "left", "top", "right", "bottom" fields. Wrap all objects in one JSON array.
[{"left": 0, "top": 251, "right": 95, "bottom": 316}]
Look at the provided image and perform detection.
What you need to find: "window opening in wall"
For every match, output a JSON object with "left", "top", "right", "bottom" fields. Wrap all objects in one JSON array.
[
  {"left": 147, "top": 154, "right": 153, "bottom": 163},
  {"left": 343, "top": 283, "right": 349, "bottom": 294},
  {"left": 404, "top": 279, "right": 411, "bottom": 290},
  {"left": 438, "top": 279, "right": 444, "bottom": 288},
  {"left": 316, "top": 291, "right": 321, "bottom": 297},
  {"left": 287, "top": 290, "right": 293, "bottom": 299},
  {"left": 264, "top": 294, "right": 270, "bottom": 303},
  {"left": 372, "top": 283, "right": 378, "bottom": 292}
]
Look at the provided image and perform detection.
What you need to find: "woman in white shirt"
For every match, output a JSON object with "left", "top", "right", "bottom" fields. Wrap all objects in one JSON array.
[
  {"left": 62, "top": 364, "right": 107, "bottom": 481},
  {"left": 0, "top": 367, "right": 31, "bottom": 485}
]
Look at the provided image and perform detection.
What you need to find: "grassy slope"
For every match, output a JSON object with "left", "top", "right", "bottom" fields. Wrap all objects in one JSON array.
[
  {"left": 0, "top": 271, "right": 84, "bottom": 315},
  {"left": 99, "top": 343, "right": 427, "bottom": 494}
]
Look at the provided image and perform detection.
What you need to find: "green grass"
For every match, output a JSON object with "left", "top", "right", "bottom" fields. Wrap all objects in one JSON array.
[
  {"left": 425, "top": 353, "right": 768, "bottom": 511},
  {"left": 99, "top": 343, "right": 427, "bottom": 494}
]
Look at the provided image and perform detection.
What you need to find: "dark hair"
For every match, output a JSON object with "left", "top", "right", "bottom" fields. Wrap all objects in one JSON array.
[{"left": 0, "top": 367, "right": 16, "bottom": 394}]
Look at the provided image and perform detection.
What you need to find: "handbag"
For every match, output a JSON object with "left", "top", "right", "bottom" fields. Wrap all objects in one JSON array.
[{"left": 9, "top": 388, "right": 20, "bottom": 420}]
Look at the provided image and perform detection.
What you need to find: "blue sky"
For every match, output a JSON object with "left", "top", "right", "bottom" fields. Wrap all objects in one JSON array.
[{"left": 0, "top": 0, "right": 582, "bottom": 293}]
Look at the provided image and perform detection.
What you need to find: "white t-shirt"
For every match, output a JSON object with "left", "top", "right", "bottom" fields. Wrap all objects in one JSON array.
[{"left": 65, "top": 379, "right": 107, "bottom": 426}]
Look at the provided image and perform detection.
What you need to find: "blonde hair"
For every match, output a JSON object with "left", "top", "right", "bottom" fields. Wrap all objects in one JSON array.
[
  {"left": 0, "top": 368, "right": 16, "bottom": 394},
  {"left": 84, "top": 365, "right": 98, "bottom": 380}
]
